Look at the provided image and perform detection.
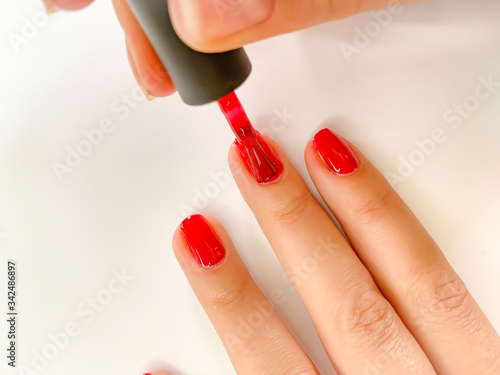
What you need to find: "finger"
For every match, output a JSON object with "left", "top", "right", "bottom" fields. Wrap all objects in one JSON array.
[
  {"left": 172, "top": 214, "right": 319, "bottom": 375},
  {"left": 43, "top": 0, "right": 94, "bottom": 12},
  {"left": 126, "top": 41, "right": 155, "bottom": 100},
  {"left": 113, "top": 0, "right": 176, "bottom": 97},
  {"left": 229, "top": 136, "right": 435, "bottom": 374},
  {"left": 305, "top": 128, "right": 500, "bottom": 374},
  {"left": 168, "top": 0, "right": 418, "bottom": 52}
]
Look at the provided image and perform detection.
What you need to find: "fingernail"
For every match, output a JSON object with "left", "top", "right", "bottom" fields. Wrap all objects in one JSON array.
[
  {"left": 43, "top": 0, "right": 59, "bottom": 14},
  {"left": 234, "top": 132, "right": 284, "bottom": 184},
  {"left": 170, "top": 0, "right": 273, "bottom": 42},
  {"left": 218, "top": 91, "right": 283, "bottom": 184},
  {"left": 126, "top": 41, "right": 156, "bottom": 101},
  {"left": 180, "top": 215, "right": 226, "bottom": 269},
  {"left": 138, "top": 80, "right": 156, "bottom": 101},
  {"left": 136, "top": 73, "right": 156, "bottom": 101},
  {"left": 313, "top": 128, "right": 359, "bottom": 176}
]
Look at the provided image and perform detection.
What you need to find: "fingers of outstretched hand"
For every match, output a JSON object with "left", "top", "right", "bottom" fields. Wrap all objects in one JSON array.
[{"left": 172, "top": 215, "right": 318, "bottom": 375}]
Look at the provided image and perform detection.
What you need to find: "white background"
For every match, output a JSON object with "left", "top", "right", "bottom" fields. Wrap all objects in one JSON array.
[{"left": 1, "top": 0, "right": 499, "bottom": 374}]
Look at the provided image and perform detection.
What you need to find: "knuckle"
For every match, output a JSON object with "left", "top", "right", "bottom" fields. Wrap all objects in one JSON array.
[
  {"left": 268, "top": 191, "right": 316, "bottom": 226},
  {"left": 352, "top": 187, "right": 400, "bottom": 226},
  {"left": 408, "top": 266, "right": 476, "bottom": 328},
  {"left": 209, "top": 278, "right": 249, "bottom": 313},
  {"left": 433, "top": 273, "right": 469, "bottom": 310},
  {"left": 337, "top": 287, "right": 402, "bottom": 351}
]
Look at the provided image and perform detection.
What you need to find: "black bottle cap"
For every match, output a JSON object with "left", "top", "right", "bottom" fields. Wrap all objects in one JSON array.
[{"left": 126, "top": 0, "right": 252, "bottom": 105}]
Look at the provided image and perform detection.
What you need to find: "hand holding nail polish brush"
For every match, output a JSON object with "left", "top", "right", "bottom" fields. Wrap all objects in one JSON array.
[{"left": 125, "top": 0, "right": 283, "bottom": 183}]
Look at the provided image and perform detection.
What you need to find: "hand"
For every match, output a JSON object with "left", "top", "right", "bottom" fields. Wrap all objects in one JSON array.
[
  {"left": 141, "top": 128, "right": 499, "bottom": 374},
  {"left": 44, "top": 0, "right": 419, "bottom": 98}
]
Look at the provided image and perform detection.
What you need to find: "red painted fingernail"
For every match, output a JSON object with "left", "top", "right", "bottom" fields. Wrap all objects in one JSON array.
[
  {"left": 218, "top": 92, "right": 283, "bottom": 184},
  {"left": 180, "top": 215, "right": 226, "bottom": 268},
  {"left": 142, "top": 373, "right": 152, "bottom": 375},
  {"left": 234, "top": 133, "right": 284, "bottom": 184},
  {"left": 313, "top": 128, "right": 359, "bottom": 176}
]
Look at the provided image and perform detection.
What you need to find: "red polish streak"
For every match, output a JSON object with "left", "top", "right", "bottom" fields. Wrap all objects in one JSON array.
[
  {"left": 180, "top": 215, "right": 226, "bottom": 268},
  {"left": 218, "top": 91, "right": 283, "bottom": 183}
]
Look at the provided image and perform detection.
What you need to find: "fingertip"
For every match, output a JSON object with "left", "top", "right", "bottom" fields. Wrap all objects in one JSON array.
[
  {"left": 171, "top": 223, "right": 184, "bottom": 254},
  {"left": 305, "top": 128, "right": 361, "bottom": 177},
  {"left": 227, "top": 141, "right": 243, "bottom": 173},
  {"left": 147, "top": 78, "right": 176, "bottom": 98},
  {"left": 167, "top": 0, "right": 224, "bottom": 53},
  {"left": 167, "top": 0, "right": 273, "bottom": 53},
  {"left": 51, "top": 0, "right": 94, "bottom": 11},
  {"left": 228, "top": 132, "right": 292, "bottom": 188},
  {"left": 172, "top": 219, "right": 193, "bottom": 269},
  {"left": 125, "top": 35, "right": 176, "bottom": 98},
  {"left": 173, "top": 214, "right": 230, "bottom": 272},
  {"left": 115, "top": 0, "right": 177, "bottom": 98},
  {"left": 304, "top": 136, "right": 320, "bottom": 169}
]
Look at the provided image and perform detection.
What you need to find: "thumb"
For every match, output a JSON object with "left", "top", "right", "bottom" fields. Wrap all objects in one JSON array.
[{"left": 168, "top": 0, "right": 415, "bottom": 52}]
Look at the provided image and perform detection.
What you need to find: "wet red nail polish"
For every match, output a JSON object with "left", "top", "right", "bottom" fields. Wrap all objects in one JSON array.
[
  {"left": 313, "top": 128, "right": 359, "bottom": 175},
  {"left": 233, "top": 132, "right": 283, "bottom": 183},
  {"left": 218, "top": 91, "right": 283, "bottom": 184},
  {"left": 180, "top": 215, "right": 226, "bottom": 268}
]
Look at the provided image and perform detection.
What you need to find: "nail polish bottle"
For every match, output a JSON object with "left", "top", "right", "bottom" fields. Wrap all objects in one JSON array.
[{"left": 125, "top": 0, "right": 252, "bottom": 105}]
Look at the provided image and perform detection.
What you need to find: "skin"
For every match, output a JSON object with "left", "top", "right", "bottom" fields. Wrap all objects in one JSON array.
[
  {"left": 45, "top": 1, "right": 500, "bottom": 372},
  {"left": 168, "top": 135, "right": 500, "bottom": 374}
]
